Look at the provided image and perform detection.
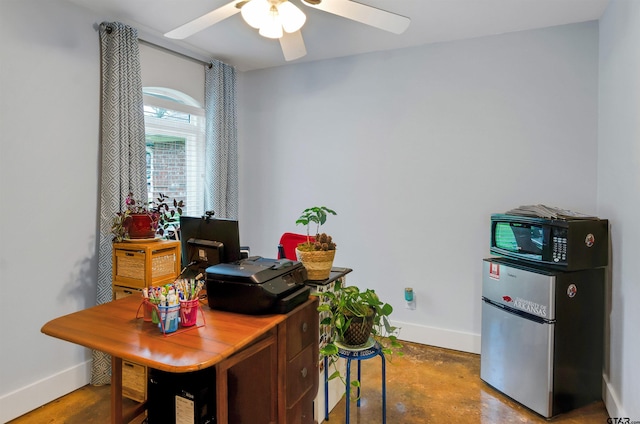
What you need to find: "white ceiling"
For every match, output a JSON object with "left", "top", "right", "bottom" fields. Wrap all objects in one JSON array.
[{"left": 66, "top": 0, "right": 610, "bottom": 72}]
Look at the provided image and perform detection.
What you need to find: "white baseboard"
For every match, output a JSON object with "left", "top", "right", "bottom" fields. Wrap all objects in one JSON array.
[
  {"left": 0, "top": 361, "right": 91, "bottom": 423},
  {"left": 603, "top": 374, "right": 623, "bottom": 419},
  {"left": 392, "top": 320, "right": 481, "bottom": 354}
]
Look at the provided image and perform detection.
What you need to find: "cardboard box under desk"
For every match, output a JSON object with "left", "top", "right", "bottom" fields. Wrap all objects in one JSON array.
[{"left": 112, "top": 240, "right": 180, "bottom": 289}]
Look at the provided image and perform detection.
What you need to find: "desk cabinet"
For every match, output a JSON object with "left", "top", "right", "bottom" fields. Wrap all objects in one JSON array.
[
  {"left": 279, "top": 299, "right": 319, "bottom": 423},
  {"left": 213, "top": 298, "right": 319, "bottom": 424}
]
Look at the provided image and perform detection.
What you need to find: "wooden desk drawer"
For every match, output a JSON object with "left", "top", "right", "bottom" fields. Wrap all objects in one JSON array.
[
  {"left": 286, "top": 343, "right": 316, "bottom": 409},
  {"left": 286, "top": 389, "right": 316, "bottom": 424},
  {"left": 286, "top": 301, "right": 318, "bottom": 360},
  {"left": 278, "top": 298, "right": 320, "bottom": 424}
]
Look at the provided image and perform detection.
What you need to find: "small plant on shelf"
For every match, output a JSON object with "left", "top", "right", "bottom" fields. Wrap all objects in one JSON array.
[
  {"left": 294, "top": 206, "right": 338, "bottom": 280},
  {"left": 111, "top": 192, "right": 184, "bottom": 241},
  {"left": 295, "top": 206, "right": 337, "bottom": 251}
]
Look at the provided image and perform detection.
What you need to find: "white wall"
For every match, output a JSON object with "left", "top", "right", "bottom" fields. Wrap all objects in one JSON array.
[
  {"left": 238, "top": 22, "right": 600, "bottom": 354},
  {"left": 139, "top": 42, "right": 205, "bottom": 106},
  {"left": 0, "top": 0, "right": 102, "bottom": 421},
  {"left": 598, "top": 0, "right": 640, "bottom": 420}
]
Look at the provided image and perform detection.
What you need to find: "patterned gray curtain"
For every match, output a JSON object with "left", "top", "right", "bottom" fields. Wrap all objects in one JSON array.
[
  {"left": 205, "top": 60, "right": 238, "bottom": 219},
  {"left": 93, "top": 22, "right": 147, "bottom": 385}
]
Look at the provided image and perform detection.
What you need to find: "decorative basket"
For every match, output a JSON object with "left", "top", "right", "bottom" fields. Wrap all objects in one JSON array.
[{"left": 296, "top": 248, "right": 336, "bottom": 280}]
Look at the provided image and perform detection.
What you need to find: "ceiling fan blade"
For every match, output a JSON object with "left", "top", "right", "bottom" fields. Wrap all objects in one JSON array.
[
  {"left": 301, "top": 0, "right": 410, "bottom": 34},
  {"left": 165, "top": 0, "right": 245, "bottom": 39},
  {"left": 280, "top": 30, "right": 307, "bottom": 61}
]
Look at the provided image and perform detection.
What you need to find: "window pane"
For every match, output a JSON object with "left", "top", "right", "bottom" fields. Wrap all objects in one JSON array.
[{"left": 144, "top": 95, "right": 205, "bottom": 219}]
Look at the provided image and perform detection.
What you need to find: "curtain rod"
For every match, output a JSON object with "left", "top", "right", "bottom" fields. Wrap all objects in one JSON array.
[
  {"left": 138, "top": 38, "right": 213, "bottom": 68},
  {"left": 97, "top": 22, "right": 217, "bottom": 68}
]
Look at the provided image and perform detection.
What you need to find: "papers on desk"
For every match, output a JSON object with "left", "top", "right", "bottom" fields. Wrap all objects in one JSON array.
[{"left": 505, "top": 204, "right": 598, "bottom": 220}]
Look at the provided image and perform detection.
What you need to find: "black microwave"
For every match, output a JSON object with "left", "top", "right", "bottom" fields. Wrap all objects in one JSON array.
[{"left": 490, "top": 213, "right": 609, "bottom": 270}]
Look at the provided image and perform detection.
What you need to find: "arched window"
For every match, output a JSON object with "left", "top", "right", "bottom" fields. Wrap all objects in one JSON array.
[{"left": 143, "top": 87, "right": 205, "bottom": 217}]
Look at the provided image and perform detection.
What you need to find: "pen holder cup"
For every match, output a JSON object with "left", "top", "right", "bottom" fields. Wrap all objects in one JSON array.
[
  {"left": 180, "top": 299, "right": 199, "bottom": 327},
  {"left": 158, "top": 304, "right": 180, "bottom": 334},
  {"left": 144, "top": 298, "right": 161, "bottom": 323}
]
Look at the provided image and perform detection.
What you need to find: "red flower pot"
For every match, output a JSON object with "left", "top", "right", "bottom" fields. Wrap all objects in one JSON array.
[{"left": 126, "top": 213, "right": 158, "bottom": 239}]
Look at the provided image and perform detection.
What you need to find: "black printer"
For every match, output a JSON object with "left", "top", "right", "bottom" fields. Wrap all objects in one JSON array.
[{"left": 205, "top": 257, "right": 310, "bottom": 315}]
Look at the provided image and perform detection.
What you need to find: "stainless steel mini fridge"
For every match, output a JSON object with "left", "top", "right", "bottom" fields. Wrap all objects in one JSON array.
[{"left": 480, "top": 257, "right": 604, "bottom": 418}]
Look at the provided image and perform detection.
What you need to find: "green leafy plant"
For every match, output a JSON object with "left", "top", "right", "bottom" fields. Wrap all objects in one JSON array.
[
  {"left": 152, "top": 192, "right": 184, "bottom": 236},
  {"left": 111, "top": 192, "right": 184, "bottom": 241},
  {"left": 295, "top": 206, "right": 337, "bottom": 251},
  {"left": 314, "top": 280, "right": 402, "bottom": 390}
]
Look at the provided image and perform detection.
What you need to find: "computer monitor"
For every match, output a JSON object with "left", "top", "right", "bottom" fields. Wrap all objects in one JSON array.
[{"left": 179, "top": 215, "right": 241, "bottom": 276}]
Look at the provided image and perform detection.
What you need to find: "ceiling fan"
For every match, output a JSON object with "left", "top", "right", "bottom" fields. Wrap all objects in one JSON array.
[{"left": 164, "top": 0, "right": 410, "bottom": 62}]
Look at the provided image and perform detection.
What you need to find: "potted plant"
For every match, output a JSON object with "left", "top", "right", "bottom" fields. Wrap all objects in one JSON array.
[
  {"left": 295, "top": 206, "right": 337, "bottom": 280},
  {"left": 111, "top": 192, "right": 184, "bottom": 241},
  {"left": 314, "top": 280, "right": 403, "bottom": 388}
]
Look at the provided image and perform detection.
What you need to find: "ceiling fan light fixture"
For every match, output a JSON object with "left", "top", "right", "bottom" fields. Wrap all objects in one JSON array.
[
  {"left": 278, "top": 1, "right": 306, "bottom": 33},
  {"left": 258, "top": 5, "right": 284, "bottom": 39},
  {"left": 241, "top": 0, "right": 305, "bottom": 39},
  {"left": 241, "top": 0, "right": 270, "bottom": 29}
]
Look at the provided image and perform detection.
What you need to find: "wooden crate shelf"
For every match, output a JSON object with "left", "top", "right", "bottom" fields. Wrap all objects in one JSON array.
[
  {"left": 122, "top": 360, "right": 147, "bottom": 403},
  {"left": 112, "top": 240, "right": 181, "bottom": 290},
  {"left": 111, "top": 239, "right": 181, "bottom": 403}
]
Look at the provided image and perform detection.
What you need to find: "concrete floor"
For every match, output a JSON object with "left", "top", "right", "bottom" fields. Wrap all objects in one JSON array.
[
  {"left": 326, "top": 341, "right": 609, "bottom": 424},
  {"left": 9, "top": 341, "right": 609, "bottom": 423}
]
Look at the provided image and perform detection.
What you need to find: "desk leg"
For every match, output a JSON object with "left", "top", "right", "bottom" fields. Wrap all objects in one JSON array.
[
  {"left": 216, "top": 363, "right": 228, "bottom": 424},
  {"left": 111, "top": 356, "right": 123, "bottom": 424}
]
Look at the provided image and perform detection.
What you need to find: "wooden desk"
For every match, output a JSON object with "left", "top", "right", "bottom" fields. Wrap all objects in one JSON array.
[{"left": 41, "top": 295, "right": 319, "bottom": 424}]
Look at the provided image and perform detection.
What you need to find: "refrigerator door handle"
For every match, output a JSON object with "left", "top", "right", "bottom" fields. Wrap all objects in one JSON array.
[{"left": 482, "top": 297, "right": 555, "bottom": 325}]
